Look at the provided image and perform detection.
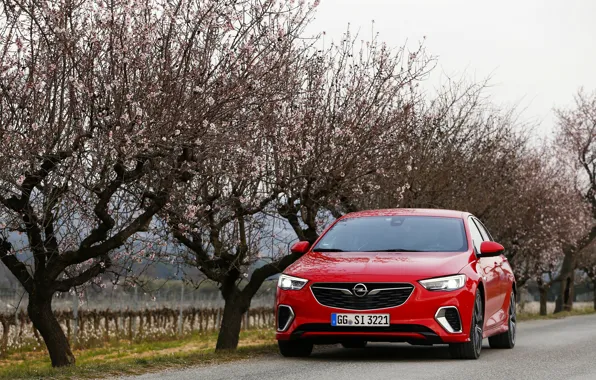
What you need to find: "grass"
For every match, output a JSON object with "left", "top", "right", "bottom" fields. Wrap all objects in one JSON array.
[
  {"left": 1, "top": 308, "right": 595, "bottom": 379},
  {"left": 516, "top": 306, "right": 596, "bottom": 321},
  {"left": 0, "top": 329, "right": 277, "bottom": 380}
]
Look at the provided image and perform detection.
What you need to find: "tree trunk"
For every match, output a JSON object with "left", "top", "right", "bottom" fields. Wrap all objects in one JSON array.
[
  {"left": 27, "top": 294, "right": 75, "bottom": 367},
  {"left": 0, "top": 317, "right": 9, "bottom": 357},
  {"left": 564, "top": 276, "right": 574, "bottom": 312},
  {"left": 539, "top": 286, "right": 548, "bottom": 316},
  {"left": 554, "top": 247, "right": 576, "bottom": 313},
  {"left": 555, "top": 275, "right": 575, "bottom": 313},
  {"left": 215, "top": 294, "right": 249, "bottom": 351},
  {"left": 593, "top": 278, "right": 596, "bottom": 311}
]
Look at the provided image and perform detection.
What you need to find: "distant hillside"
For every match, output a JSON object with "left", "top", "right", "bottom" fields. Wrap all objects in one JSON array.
[{"left": 0, "top": 211, "right": 330, "bottom": 285}]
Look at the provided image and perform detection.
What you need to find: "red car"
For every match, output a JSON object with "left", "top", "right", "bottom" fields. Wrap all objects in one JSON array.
[{"left": 275, "top": 208, "right": 516, "bottom": 359}]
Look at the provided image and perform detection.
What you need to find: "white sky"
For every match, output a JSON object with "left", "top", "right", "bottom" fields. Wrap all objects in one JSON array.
[{"left": 307, "top": 0, "right": 596, "bottom": 136}]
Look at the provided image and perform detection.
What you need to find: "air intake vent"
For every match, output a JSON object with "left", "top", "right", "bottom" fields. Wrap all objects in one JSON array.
[
  {"left": 435, "top": 307, "right": 462, "bottom": 333},
  {"left": 444, "top": 308, "right": 461, "bottom": 332},
  {"left": 277, "top": 305, "right": 294, "bottom": 332}
]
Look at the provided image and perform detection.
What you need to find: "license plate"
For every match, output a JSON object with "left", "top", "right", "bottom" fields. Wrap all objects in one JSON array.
[{"left": 331, "top": 313, "right": 390, "bottom": 327}]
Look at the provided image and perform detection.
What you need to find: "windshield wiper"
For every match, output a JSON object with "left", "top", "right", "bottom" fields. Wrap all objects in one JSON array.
[
  {"left": 363, "top": 249, "right": 424, "bottom": 252},
  {"left": 313, "top": 248, "right": 345, "bottom": 252}
]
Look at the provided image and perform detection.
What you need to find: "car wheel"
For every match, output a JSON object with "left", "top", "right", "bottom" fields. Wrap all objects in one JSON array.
[
  {"left": 488, "top": 290, "right": 516, "bottom": 349},
  {"left": 278, "top": 340, "right": 313, "bottom": 357},
  {"left": 341, "top": 341, "right": 367, "bottom": 349},
  {"left": 449, "top": 290, "right": 483, "bottom": 359}
]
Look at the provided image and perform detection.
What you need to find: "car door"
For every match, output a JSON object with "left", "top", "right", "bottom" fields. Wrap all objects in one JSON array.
[
  {"left": 472, "top": 217, "right": 507, "bottom": 328},
  {"left": 467, "top": 217, "right": 501, "bottom": 330}
]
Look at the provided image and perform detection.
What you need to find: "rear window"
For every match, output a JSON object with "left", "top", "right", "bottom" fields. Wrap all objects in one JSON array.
[{"left": 313, "top": 216, "right": 468, "bottom": 253}]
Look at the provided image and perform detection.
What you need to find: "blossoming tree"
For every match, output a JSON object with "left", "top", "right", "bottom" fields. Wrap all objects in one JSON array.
[
  {"left": 577, "top": 242, "right": 596, "bottom": 310},
  {"left": 554, "top": 89, "right": 596, "bottom": 312},
  {"left": 0, "top": 0, "right": 311, "bottom": 366}
]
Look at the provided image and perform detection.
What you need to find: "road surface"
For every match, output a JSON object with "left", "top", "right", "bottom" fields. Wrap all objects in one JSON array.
[{"left": 123, "top": 314, "right": 596, "bottom": 380}]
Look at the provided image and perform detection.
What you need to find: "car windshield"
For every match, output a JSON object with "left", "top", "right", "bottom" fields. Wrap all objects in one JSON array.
[{"left": 313, "top": 215, "right": 468, "bottom": 253}]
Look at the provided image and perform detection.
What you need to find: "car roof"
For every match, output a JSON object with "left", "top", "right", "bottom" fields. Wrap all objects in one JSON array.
[{"left": 341, "top": 208, "right": 469, "bottom": 220}]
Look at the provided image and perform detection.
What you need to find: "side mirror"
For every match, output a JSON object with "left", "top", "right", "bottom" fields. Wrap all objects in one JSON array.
[
  {"left": 479, "top": 241, "right": 505, "bottom": 257},
  {"left": 290, "top": 241, "right": 311, "bottom": 255}
]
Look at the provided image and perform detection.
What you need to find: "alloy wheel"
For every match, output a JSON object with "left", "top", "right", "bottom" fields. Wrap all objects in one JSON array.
[
  {"left": 509, "top": 292, "right": 516, "bottom": 345},
  {"left": 473, "top": 292, "right": 484, "bottom": 355}
]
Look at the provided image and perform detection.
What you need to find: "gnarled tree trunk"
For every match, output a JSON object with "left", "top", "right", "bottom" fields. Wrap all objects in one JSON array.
[
  {"left": 28, "top": 293, "right": 75, "bottom": 367},
  {"left": 554, "top": 247, "right": 576, "bottom": 313},
  {"left": 215, "top": 290, "right": 250, "bottom": 350},
  {"left": 592, "top": 277, "right": 596, "bottom": 311},
  {"left": 539, "top": 286, "right": 548, "bottom": 316},
  {"left": 0, "top": 317, "right": 9, "bottom": 357}
]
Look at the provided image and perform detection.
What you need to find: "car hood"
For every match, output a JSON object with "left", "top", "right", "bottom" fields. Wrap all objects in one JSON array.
[{"left": 284, "top": 250, "right": 475, "bottom": 283}]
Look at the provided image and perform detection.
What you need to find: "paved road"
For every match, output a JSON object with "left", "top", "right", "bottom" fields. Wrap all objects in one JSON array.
[{"left": 124, "top": 314, "right": 596, "bottom": 380}]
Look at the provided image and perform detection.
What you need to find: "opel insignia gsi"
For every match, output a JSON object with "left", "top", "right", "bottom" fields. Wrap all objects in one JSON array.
[{"left": 275, "top": 208, "right": 516, "bottom": 359}]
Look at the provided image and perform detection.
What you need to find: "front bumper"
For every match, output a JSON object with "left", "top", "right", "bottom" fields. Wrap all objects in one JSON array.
[{"left": 275, "top": 280, "right": 477, "bottom": 344}]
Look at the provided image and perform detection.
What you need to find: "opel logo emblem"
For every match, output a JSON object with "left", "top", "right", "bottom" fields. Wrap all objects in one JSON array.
[{"left": 353, "top": 283, "right": 368, "bottom": 297}]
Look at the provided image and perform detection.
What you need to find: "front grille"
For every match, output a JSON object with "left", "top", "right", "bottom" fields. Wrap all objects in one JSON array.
[
  {"left": 311, "top": 282, "right": 414, "bottom": 310},
  {"left": 444, "top": 308, "right": 461, "bottom": 331}
]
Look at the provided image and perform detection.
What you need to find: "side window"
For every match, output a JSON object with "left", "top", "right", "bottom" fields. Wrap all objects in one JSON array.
[
  {"left": 473, "top": 218, "right": 492, "bottom": 241},
  {"left": 467, "top": 217, "right": 484, "bottom": 253}
]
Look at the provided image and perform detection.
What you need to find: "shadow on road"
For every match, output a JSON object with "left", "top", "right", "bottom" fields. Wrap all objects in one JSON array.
[{"left": 306, "top": 343, "right": 499, "bottom": 362}]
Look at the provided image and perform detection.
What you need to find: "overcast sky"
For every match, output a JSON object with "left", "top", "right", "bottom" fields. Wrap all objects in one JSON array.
[{"left": 307, "top": 0, "right": 596, "bottom": 137}]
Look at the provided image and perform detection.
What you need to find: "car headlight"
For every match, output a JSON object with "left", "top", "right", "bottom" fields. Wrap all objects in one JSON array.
[
  {"left": 277, "top": 274, "right": 308, "bottom": 290},
  {"left": 419, "top": 274, "right": 466, "bottom": 291}
]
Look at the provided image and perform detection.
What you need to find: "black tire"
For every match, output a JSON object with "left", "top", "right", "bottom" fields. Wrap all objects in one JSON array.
[
  {"left": 488, "top": 290, "right": 516, "bottom": 349},
  {"left": 278, "top": 340, "right": 313, "bottom": 357},
  {"left": 449, "top": 291, "right": 483, "bottom": 359},
  {"left": 341, "top": 341, "right": 367, "bottom": 349}
]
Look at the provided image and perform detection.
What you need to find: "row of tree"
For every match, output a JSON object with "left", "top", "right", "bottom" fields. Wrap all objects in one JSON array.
[{"left": 1, "top": 0, "right": 595, "bottom": 368}]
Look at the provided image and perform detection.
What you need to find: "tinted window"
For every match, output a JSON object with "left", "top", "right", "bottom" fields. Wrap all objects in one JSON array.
[
  {"left": 313, "top": 216, "right": 468, "bottom": 252},
  {"left": 467, "top": 217, "right": 484, "bottom": 253}
]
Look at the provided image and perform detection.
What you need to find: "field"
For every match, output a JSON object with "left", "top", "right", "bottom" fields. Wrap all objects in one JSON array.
[
  {"left": 0, "top": 329, "right": 278, "bottom": 379},
  {"left": 0, "top": 306, "right": 275, "bottom": 356},
  {"left": 0, "top": 281, "right": 277, "bottom": 357}
]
